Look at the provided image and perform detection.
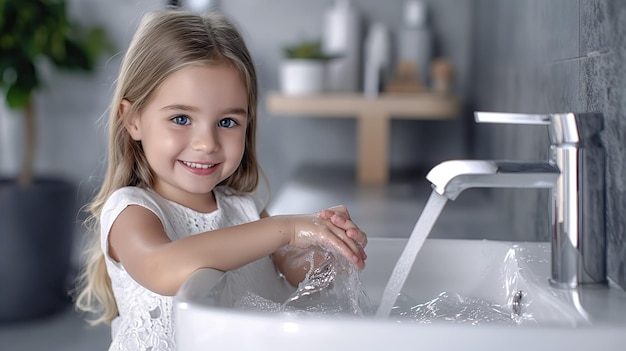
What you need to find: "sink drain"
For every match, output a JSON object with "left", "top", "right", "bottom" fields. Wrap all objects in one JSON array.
[{"left": 512, "top": 291, "right": 524, "bottom": 316}]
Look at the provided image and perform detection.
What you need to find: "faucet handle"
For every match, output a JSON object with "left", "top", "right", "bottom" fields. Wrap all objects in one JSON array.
[
  {"left": 474, "top": 111, "right": 604, "bottom": 144},
  {"left": 474, "top": 112, "right": 550, "bottom": 125}
]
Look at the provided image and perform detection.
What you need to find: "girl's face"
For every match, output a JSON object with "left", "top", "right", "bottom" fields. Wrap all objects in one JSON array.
[{"left": 124, "top": 63, "right": 248, "bottom": 211}]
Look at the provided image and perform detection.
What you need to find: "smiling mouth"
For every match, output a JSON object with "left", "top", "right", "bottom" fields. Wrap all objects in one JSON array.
[{"left": 181, "top": 161, "right": 217, "bottom": 169}]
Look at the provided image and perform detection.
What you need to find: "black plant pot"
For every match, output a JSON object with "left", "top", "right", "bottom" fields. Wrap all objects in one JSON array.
[{"left": 0, "top": 177, "right": 76, "bottom": 323}]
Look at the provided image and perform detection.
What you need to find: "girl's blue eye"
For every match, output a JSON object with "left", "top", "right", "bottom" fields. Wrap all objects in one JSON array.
[
  {"left": 218, "top": 118, "right": 237, "bottom": 128},
  {"left": 172, "top": 115, "right": 190, "bottom": 125}
]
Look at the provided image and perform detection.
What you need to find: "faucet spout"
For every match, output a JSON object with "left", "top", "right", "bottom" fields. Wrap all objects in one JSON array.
[{"left": 426, "top": 160, "right": 560, "bottom": 200}]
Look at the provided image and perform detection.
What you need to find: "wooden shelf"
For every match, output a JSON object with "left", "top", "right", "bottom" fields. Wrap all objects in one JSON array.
[
  {"left": 265, "top": 92, "right": 462, "bottom": 185},
  {"left": 266, "top": 92, "right": 462, "bottom": 119}
]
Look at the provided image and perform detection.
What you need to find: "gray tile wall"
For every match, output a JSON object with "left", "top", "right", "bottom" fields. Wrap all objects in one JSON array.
[{"left": 470, "top": 0, "right": 626, "bottom": 288}]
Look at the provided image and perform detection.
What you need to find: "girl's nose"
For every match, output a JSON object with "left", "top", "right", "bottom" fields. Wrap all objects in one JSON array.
[{"left": 191, "top": 128, "right": 220, "bottom": 153}]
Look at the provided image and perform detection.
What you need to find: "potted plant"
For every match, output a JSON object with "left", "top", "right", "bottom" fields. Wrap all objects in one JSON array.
[
  {"left": 280, "top": 40, "right": 336, "bottom": 96},
  {"left": 0, "top": 0, "right": 114, "bottom": 322}
]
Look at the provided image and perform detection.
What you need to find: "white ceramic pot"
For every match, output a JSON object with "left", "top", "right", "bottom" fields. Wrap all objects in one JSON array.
[{"left": 280, "top": 59, "right": 326, "bottom": 96}]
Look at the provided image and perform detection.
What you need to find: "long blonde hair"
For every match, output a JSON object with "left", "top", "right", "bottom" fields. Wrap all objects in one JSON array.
[{"left": 74, "top": 9, "right": 259, "bottom": 325}]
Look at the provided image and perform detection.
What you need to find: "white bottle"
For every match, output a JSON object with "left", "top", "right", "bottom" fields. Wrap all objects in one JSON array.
[
  {"left": 322, "top": 0, "right": 361, "bottom": 92},
  {"left": 184, "top": 0, "right": 220, "bottom": 12},
  {"left": 363, "top": 23, "right": 391, "bottom": 97},
  {"left": 398, "top": 0, "right": 432, "bottom": 86}
]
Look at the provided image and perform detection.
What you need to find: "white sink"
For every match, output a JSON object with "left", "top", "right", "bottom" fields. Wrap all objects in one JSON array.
[{"left": 175, "top": 238, "right": 626, "bottom": 350}]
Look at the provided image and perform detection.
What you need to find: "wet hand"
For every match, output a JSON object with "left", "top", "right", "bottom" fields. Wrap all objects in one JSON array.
[
  {"left": 319, "top": 205, "right": 368, "bottom": 263},
  {"left": 288, "top": 212, "right": 366, "bottom": 269}
]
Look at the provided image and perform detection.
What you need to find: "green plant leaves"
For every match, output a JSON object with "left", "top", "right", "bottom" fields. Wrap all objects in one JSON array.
[
  {"left": 0, "top": 59, "right": 39, "bottom": 109},
  {"left": 0, "top": 0, "right": 115, "bottom": 111},
  {"left": 283, "top": 40, "right": 339, "bottom": 61}
]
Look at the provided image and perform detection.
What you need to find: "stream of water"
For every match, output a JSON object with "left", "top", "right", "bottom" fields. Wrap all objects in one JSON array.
[{"left": 375, "top": 190, "right": 448, "bottom": 318}]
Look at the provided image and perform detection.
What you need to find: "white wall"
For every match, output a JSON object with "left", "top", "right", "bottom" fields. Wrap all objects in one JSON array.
[{"left": 28, "top": 0, "right": 164, "bottom": 206}]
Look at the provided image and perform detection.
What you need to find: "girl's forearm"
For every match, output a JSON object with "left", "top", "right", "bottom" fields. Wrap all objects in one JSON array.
[
  {"left": 181, "top": 215, "right": 293, "bottom": 271},
  {"left": 158, "top": 215, "right": 294, "bottom": 292}
]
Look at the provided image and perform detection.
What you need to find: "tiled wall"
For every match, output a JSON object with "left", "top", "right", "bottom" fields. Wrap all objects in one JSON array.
[{"left": 470, "top": 0, "right": 626, "bottom": 288}]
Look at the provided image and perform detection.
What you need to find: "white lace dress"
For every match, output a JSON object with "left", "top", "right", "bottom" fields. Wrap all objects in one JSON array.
[{"left": 100, "top": 186, "right": 262, "bottom": 351}]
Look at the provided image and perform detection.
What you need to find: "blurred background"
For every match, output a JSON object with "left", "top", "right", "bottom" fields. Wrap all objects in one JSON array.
[{"left": 1, "top": 0, "right": 625, "bottom": 349}]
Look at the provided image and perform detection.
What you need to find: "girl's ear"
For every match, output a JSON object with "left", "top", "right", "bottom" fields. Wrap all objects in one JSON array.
[{"left": 120, "top": 99, "right": 142, "bottom": 141}]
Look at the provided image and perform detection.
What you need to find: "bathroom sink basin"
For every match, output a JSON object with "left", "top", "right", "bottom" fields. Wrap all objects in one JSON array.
[
  {"left": 364, "top": 239, "right": 585, "bottom": 326},
  {"left": 175, "top": 238, "right": 626, "bottom": 351}
]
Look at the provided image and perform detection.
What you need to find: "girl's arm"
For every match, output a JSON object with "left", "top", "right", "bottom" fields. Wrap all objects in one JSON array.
[{"left": 108, "top": 205, "right": 366, "bottom": 296}]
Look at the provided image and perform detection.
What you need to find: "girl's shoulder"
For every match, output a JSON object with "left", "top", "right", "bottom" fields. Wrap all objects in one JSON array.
[
  {"left": 99, "top": 187, "right": 173, "bottom": 254},
  {"left": 102, "top": 186, "right": 174, "bottom": 222}
]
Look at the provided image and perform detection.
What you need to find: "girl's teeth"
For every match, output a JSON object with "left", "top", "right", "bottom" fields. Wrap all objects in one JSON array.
[{"left": 183, "top": 161, "right": 214, "bottom": 169}]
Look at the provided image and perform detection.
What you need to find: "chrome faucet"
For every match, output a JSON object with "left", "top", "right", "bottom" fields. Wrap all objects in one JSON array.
[{"left": 426, "top": 112, "right": 606, "bottom": 288}]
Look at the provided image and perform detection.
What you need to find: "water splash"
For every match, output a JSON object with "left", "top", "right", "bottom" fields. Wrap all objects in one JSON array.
[
  {"left": 376, "top": 191, "right": 448, "bottom": 318},
  {"left": 284, "top": 251, "right": 336, "bottom": 306},
  {"left": 283, "top": 249, "right": 373, "bottom": 316},
  {"left": 232, "top": 249, "right": 373, "bottom": 317},
  {"left": 392, "top": 292, "right": 521, "bottom": 325}
]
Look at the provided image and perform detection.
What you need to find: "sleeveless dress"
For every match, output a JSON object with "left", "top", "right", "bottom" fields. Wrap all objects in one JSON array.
[{"left": 100, "top": 186, "right": 263, "bottom": 351}]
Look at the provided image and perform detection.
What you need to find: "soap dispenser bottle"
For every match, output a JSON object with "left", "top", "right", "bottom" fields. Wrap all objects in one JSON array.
[
  {"left": 363, "top": 23, "right": 391, "bottom": 97},
  {"left": 397, "top": 0, "right": 432, "bottom": 86},
  {"left": 322, "top": 0, "right": 361, "bottom": 92}
]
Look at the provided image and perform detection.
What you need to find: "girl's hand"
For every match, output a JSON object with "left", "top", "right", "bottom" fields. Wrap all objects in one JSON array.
[
  {"left": 319, "top": 205, "right": 368, "bottom": 261},
  {"left": 287, "top": 207, "right": 367, "bottom": 269}
]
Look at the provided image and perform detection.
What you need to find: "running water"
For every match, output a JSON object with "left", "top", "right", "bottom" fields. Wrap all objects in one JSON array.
[{"left": 375, "top": 190, "right": 448, "bottom": 318}]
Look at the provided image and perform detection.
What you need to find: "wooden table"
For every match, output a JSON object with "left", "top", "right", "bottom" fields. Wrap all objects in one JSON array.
[{"left": 266, "top": 92, "right": 462, "bottom": 185}]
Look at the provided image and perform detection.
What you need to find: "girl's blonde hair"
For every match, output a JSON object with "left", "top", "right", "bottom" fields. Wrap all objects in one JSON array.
[{"left": 74, "top": 9, "right": 259, "bottom": 324}]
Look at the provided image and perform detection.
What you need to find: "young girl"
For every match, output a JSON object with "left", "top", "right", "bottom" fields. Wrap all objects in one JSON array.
[{"left": 75, "top": 9, "right": 367, "bottom": 351}]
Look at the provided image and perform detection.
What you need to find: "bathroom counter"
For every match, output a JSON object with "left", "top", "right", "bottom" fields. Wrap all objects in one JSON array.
[{"left": 265, "top": 92, "right": 462, "bottom": 185}]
